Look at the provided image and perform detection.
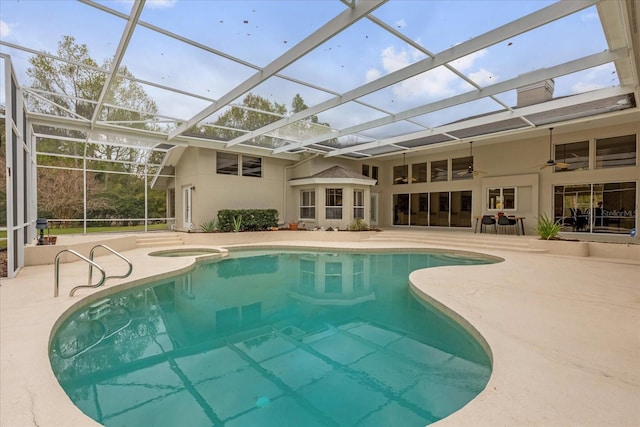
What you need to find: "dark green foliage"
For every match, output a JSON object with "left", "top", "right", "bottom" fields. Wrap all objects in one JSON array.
[
  {"left": 217, "top": 209, "right": 279, "bottom": 232},
  {"left": 348, "top": 218, "right": 369, "bottom": 231}
]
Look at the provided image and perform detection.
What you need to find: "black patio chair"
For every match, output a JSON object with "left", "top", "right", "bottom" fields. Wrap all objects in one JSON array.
[{"left": 480, "top": 215, "right": 496, "bottom": 233}]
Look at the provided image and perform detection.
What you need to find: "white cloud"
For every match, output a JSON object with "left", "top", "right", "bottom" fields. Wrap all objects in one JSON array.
[
  {"left": 580, "top": 11, "right": 598, "bottom": 23},
  {"left": 365, "top": 68, "right": 382, "bottom": 83},
  {"left": 571, "top": 81, "right": 605, "bottom": 93},
  {"left": 0, "top": 20, "right": 11, "bottom": 38},
  {"left": 380, "top": 46, "right": 412, "bottom": 73},
  {"left": 146, "top": 0, "right": 177, "bottom": 10},
  {"left": 365, "top": 45, "right": 493, "bottom": 100},
  {"left": 468, "top": 68, "right": 497, "bottom": 86},
  {"left": 452, "top": 49, "right": 488, "bottom": 71}
]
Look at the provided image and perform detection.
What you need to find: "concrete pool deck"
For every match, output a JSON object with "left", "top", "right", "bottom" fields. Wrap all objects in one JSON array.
[{"left": 1, "top": 230, "right": 639, "bottom": 426}]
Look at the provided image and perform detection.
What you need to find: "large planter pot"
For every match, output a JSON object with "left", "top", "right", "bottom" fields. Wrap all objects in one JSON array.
[
  {"left": 289, "top": 223, "right": 299, "bottom": 231},
  {"left": 529, "top": 239, "right": 589, "bottom": 257},
  {"left": 43, "top": 236, "right": 57, "bottom": 245}
]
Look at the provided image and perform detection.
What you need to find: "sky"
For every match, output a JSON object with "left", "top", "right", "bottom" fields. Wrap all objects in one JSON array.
[{"left": 0, "top": 0, "right": 618, "bottom": 133}]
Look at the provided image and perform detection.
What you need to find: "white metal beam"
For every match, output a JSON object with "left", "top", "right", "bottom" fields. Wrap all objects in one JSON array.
[
  {"left": 274, "top": 48, "right": 627, "bottom": 154},
  {"left": 227, "top": 0, "right": 598, "bottom": 149},
  {"left": 168, "top": 0, "right": 387, "bottom": 140},
  {"left": 325, "top": 85, "right": 635, "bottom": 157},
  {"left": 89, "top": 0, "right": 145, "bottom": 126}
]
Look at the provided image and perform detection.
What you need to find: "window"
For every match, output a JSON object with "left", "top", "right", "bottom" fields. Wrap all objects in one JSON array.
[
  {"left": 353, "top": 189, "right": 365, "bottom": 219},
  {"left": 452, "top": 156, "right": 472, "bottom": 180},
  {"left": 216, "top": 152, "right": 238, "bottom": 175},
  {"left": 395, "top": 191, "right": 475, "bottom": 227},
  {"left": 488, "top": 187, "right": 516, "bottom": 210},
  {"left": 393, "top": 164, "right": 409, "bottom": 185},
  {"left": 393, "top": 193, "right": 409, "bottom": 225},
  {"left": 554, "top": 182, "right": 636, "bottom": 234},
  {"left": 412, "top": 162, "right": 427, "bottom": 183},
  {"left": 554, "top": 141, "right": 588, "bottom": 172},
  {"left": 431, "top": 159, "right": 448, "bottom": 182},
  {"left": 325, "top": 262, "right": 342, "bottom": 293},
  {"left": 242, "top": 155, "right": 262, "bottom": 177},
  {"left": 325, "top": 188, "right": 343, "bottom": 219},
  {"left": 362, "top": 164, "right": 378, "bottom": 183},
  {"left": 300, "top": 259, "right": 315, "bottom": 292},
  {"left": 596, "top": 134, "right": 636, "bottom": 169},
  {"left": 300, "top": 190, "right": 316, "bottom": 219},
  {"left": 371, "top": 166, "right": 379, "bottom": 183}
]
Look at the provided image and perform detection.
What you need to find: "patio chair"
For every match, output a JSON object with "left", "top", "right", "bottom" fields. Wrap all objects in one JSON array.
[
  {"left": 497, "top": 215, "right": 516, "bottom": 234},
  {"left": 480, "top": 215, "right": 496, "bottom": 233}
]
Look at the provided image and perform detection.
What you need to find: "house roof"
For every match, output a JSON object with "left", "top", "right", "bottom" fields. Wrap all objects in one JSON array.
[{"left": 289, "top": 165, "right": 376, "bottom": 186}]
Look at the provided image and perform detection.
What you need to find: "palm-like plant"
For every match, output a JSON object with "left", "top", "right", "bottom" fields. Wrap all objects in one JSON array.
[{"left": 535, "top": 213, "right": 562, "bottom": 240}]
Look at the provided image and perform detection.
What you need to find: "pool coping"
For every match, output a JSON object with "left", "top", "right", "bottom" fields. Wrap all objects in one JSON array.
[{"left": 2, "top": 236, "right": 639, "bottom": 426}]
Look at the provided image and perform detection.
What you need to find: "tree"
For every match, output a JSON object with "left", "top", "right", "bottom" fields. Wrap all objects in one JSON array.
[
  {"left": 190, "top": 92, "right": 336, "bottom": 148},
  {"left": 27, "top": 36, "right": 166, "bottom": 223}
]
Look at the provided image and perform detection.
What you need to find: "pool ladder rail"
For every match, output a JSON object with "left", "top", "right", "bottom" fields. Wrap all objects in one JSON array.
[{"left": 54, "top": 244, "right": 133, "bottom": 297}]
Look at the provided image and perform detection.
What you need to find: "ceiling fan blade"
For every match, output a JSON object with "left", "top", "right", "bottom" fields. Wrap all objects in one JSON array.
[
  {"left": 473, "top": 169, "right": 486, "bottom": 176},
  {"left": 556, "top": 162, "right": 570, "bottom": 168},
  {"left": 456, "top": 170, "right": 468, "bottom": 177}
]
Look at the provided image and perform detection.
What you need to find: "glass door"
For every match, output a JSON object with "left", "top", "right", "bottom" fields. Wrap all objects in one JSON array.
[
  {"left": 183, "top": 186, "right": 193, "bottom": 230},
  {"left": 370, "top": 193, "right": 378, "bottom": 226}
]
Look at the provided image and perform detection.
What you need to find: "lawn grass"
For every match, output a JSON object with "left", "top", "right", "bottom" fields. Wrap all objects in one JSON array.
[{"left": 0, "top": 223, "right": 169, "bottom": 249}]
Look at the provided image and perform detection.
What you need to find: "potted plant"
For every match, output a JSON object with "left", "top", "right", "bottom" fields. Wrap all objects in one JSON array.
[
  {"left": 531, "top": 213, "right": 589, "bottom": 256},
  {"left": 289, "top": 220, "right": 299, "bottom": 230},
  {"left": 534, "top": 213, "right": 562, "bottom": 240}
]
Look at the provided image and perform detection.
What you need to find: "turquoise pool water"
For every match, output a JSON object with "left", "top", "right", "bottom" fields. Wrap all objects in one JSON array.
[{"left": 50, "top": 250, "right": 495, "bottom": 427}]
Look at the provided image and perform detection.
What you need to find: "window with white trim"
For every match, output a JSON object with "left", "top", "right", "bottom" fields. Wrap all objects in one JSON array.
[
  {"left": 353, "top": 189, "right": 365, "bottom": 219},
  {"left": 325, "top": 188, "right": 343, "bottom": 219},
  {"left": 595, "top": 134, "right": 636, "bottom": 169},
  {"left": 300, "top": 190, "right": 316, "bottom": 219},
  {"left": 216, "top": 152, "right": 238, "bottom": 175},
  {"left": 488, "top": 187, "right": 516, "bottom": 211},
  {"left": 242, "top": 155, "right": 262, "bottom": 177}
]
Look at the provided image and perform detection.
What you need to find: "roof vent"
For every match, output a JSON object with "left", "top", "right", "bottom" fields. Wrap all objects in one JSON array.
[{"left": 517, "top": 79, "right": 555, "bottom": 107}]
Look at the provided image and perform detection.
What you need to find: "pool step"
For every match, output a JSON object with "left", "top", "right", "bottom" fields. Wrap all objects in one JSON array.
[
  {"left": 135, "top": 233, "right": 184, "bottom": 248},
  {"left": 364, "top": 230, "right": 547, "bottom": 253}
]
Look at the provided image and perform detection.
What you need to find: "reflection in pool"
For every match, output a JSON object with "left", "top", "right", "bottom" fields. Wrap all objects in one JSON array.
[{"left": 50, "top": 250, "right": 496, "bottom": 427}]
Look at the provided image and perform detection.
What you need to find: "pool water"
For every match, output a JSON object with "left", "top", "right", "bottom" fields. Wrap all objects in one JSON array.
[{"left": 50, "top": 250, "right": 495, "bottom": 427}]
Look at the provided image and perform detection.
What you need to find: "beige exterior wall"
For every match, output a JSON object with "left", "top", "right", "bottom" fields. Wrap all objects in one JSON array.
[
  {"left": 172, "top": 121, "right": 639, "bottom": 236},
  {"left": 174, "top": 148, "right": 289, "bottom": 231},
  {"left": 370, "top": 121, "right": 639, "bottom": 233}
]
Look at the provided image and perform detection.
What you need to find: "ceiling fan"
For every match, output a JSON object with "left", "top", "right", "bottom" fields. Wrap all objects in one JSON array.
[
  {"left": 394, "top": 153, "right": 416, "bottom": 183},
  {"left": 539, "top": 127, "right": 569, "bottom": 169},
  {"left": 456, "top": 141, "right": 486, "bottom": 177}
]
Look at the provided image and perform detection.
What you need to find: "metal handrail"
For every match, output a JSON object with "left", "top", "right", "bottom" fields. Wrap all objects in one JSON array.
[
  {"left": 88, "top": 244, "right": 133, "bottom": 285},
  {"left": 54, "top": 250, "right": 106, "bottom": 297}
]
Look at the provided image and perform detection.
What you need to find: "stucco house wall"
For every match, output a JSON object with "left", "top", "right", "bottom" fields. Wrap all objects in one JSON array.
[{"left": 170, "top": 121, "right": 638, "bottom": 235}]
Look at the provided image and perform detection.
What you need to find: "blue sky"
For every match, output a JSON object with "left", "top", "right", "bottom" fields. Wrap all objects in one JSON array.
[{"left": 0, "top": 0, "right": 618, "bottom": 130}]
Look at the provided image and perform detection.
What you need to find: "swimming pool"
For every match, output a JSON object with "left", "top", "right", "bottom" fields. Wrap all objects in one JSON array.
[{"left": 50, "top": 249, "right": 496, "bottom": 426}]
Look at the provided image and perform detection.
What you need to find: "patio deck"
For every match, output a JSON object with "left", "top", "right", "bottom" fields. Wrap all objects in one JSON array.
[{"left": 1, "top": 230, "right": 638, "bottom": 426}]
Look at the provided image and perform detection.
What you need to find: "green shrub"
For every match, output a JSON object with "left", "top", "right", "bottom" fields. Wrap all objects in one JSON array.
[
  {"left": 535, "top": 213, "right": 562, "bottom": 240},
  {"left": 217, "top": 209, "right": 279, "bottom": 232},
  {"left": 348, "top": 218, "right": 369, "bottom": 231},
  {"left": 200, "top": 219, "right": 218, "bottom": 233}
]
